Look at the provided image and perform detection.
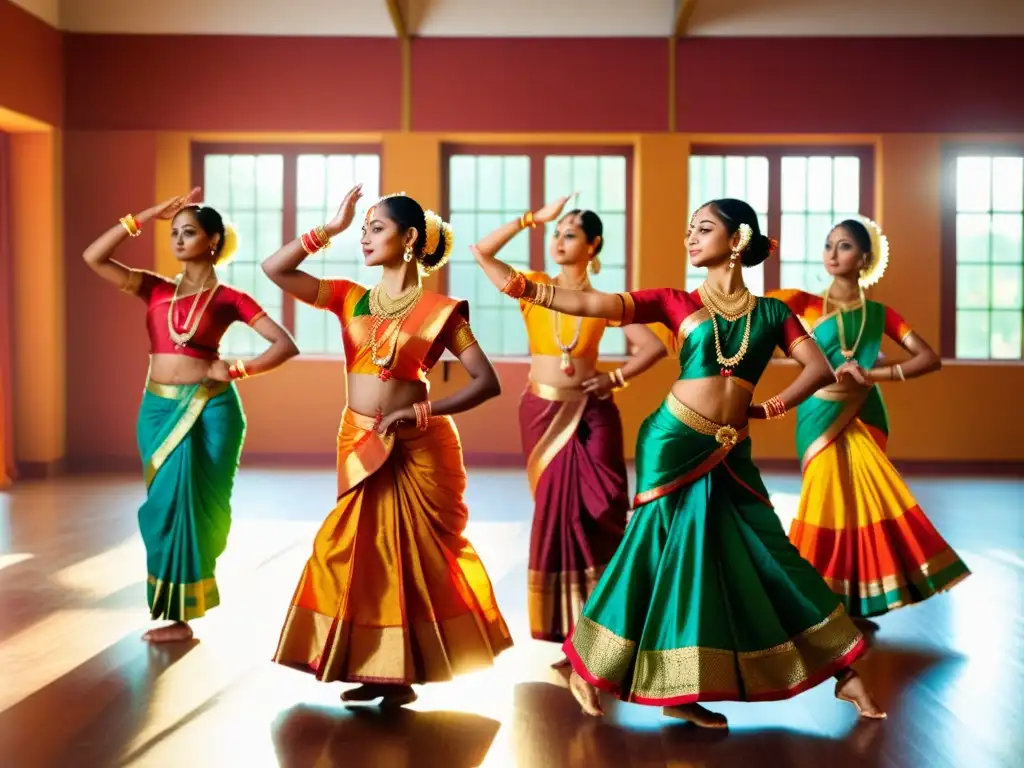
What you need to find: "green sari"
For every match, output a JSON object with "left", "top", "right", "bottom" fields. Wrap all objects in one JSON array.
[
  {"left": 564, "top": 292, "right": 865, "bottom": 706},
  {"left": 136, "top": 379, "right": 246, "bottom": 621}
]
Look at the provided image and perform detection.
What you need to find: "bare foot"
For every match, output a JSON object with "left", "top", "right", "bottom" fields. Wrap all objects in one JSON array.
[
  {"left": 551, "top": 657, "right": 573, "bottom": 670},
  {"left": 142, "top": 622, "right": 193, "bottom": 643},
  {"left": 341, "top": 684, "right": 417, "bottom": 708},
  {"left": 835, "top": 670, "right": 887, "bottom": 719},
  {"left": 663, "top": 704, "right": 729, "bottom": 729},
  {"left": 569, "top": 670, "right": 604, "bottom": 716}
]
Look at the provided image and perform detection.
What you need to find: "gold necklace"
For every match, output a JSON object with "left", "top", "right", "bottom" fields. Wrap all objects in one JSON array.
[
  {"left": 823, "top": 285, "right": 866, "bottom": 359},
  {"left": 167, "top": 273, "right": 218, "bottom": 349},
  {"left": 700, "top": 281, "right": 752, "bottom": 320},
  {"left": 698, "top": 282, "right": 756, "bottom": 376},
  {"left": 552, "top": 273, "right": 589, "bottom": 375},
  {"left": 366, "top": 283, "right": 423, "bottom": 378}
]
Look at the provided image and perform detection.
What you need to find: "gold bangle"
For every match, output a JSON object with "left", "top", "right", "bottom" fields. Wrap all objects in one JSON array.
[
  {"left": 314, "top": 225, "right": 332, "bottom": 250},
  {"left": 520, "top": 211, "right": 537, "bottom": 230},
  {"left": 236, "top": 359, "right": 250, "bottom": 379},
  {"left": 120, "top": 214, "right": 141, "bottom": 237},
  {"left": 894, "top": 364, "right": 905, "bottom": 381}
]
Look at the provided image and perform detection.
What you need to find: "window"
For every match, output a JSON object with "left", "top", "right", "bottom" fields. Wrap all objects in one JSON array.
[
  {"left": 194, "top": 144, "right": 381, "bottom": 356},
  {"left": 688, "top": 146, "right": 874, "bottom": 295},
  {"left": 443, "top": 147, "right": 633, "bottom": 357},
  {"left": 943, "top": 151, "right": 1024, "bottom": 360}
]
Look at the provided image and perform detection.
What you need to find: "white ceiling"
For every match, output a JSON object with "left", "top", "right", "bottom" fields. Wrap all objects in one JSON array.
[{"left": 12, "top": 0, "right": 1024, "bottom": 37}]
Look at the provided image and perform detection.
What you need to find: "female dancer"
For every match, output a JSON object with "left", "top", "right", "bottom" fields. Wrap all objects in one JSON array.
[
  {"left": 266, "top": 185, "right": 513, "bottom": 708},
  {"left": 473, "top": 198, "right": 884, "bottom": 728},
  {"left": 771, "top": 217, "right": 969, "bottom": 623},
  {"left": 82, "top": 188, "right": 299, "bottom": 643},
  {"left": 472, "top": 200, "right": 666, "bottom": 661}
]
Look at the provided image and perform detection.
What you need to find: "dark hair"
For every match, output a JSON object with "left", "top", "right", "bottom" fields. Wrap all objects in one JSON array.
[
  {"left": 561, "top": 209, "right": 604, "bottom": 255},
  {"left": 179, "top": 205, "right": 228, "bottom": 262},
  {"left": 833, "top": 219, "right": 872, "bottom": 254},
  {"left": 381, "top": 195, "right": 451, "bottom": 270},
  {"left": 705, "top": 198, "right": 773, "bottom": 267}
]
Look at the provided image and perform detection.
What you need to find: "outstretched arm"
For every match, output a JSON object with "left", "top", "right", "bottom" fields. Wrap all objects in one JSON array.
[
  {"left": 262, "top": 184, "right": 363, "bottom": 305},
  {"left": 82, "top": 188, "right": 201, "bottom": 290}
]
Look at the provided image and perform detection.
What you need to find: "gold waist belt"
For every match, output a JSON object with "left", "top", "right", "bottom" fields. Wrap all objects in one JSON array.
[{"left": 664, "top": 393, "right": 747, "bottom": 448}]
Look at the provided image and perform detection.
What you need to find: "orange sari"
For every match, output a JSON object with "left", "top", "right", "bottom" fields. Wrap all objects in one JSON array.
[{"left": 273, "top": 279, "right": 513, "bottom": 684}]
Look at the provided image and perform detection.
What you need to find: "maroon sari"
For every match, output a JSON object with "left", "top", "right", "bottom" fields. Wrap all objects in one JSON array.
[{"left": 520, "top": 380, "right": 629, "bottom": 642}]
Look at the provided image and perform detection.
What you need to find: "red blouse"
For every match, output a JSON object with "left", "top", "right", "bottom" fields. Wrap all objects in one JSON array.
[{"left": 122, "top": 269, "right": 267, "bottom": 360}]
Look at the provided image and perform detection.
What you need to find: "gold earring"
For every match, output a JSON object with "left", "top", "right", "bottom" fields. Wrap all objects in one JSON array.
[
  {"left": 403, "top": 245, "right": 413, "bottom": 263},
  {"left": 729, "top": 250, "right": 739, "bottom": 269},
  {"left": 589, "top": 256, "right": 601, "bottom": 275}
]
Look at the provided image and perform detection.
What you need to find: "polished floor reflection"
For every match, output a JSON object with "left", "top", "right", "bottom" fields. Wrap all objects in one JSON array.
[{"left": 0, "top": 468, "right": 1020, "bottom": 767}]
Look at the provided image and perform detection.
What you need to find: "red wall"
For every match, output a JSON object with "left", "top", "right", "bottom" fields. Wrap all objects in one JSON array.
[{"left": 0, "top": 1, "right": 63, "bottom": 125}]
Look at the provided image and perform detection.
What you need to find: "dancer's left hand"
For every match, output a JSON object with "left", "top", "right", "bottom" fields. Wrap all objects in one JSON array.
[
  {"left": 581, "top": 372, "right": 615, "bottom": 399},
  {"left": 377, "top": 405, "right": 416, "bottom": 435}
]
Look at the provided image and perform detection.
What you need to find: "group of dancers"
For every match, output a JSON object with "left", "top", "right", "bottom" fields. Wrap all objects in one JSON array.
[{"left": 81, "top": 181, "right": 970, "bottom": 729}]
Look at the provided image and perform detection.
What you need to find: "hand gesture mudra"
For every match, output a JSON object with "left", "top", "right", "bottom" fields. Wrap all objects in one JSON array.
[
  {"left": 152, "top": 187, "right": 202, "bottom": 221},
  {"left": 835, "top": 360, "right": 870, "bottom": 385},
  {"left": 326, "top": 183, "right": 364, "bottom": 236},
  {"left": 534, "top": 193, "right": 577, "bottom": 224}
]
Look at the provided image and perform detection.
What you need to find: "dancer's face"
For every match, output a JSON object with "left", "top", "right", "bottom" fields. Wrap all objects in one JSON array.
[
  {"left": 686, "top": 205, "right": 734, "bottom": 269},
  {"left": 360, "top": 204, "right": 418, "bottom": 268},
  {"left": 170, "top": 210, "right": 218, "bottom": 264},
  {"left": 549, "top": 213, "right": 599, "bottom": 268},
  {"left": 823, "top": 225, "right": 867, "bottom": 280}
]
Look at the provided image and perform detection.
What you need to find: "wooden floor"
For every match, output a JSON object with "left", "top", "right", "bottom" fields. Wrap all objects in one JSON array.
[{"left": 0, "top": 467, "right": 1020, "bottom": 768}]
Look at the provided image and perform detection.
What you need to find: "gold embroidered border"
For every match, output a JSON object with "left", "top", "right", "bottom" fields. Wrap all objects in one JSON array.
[
  {"left": 632, "top": 605, "right": 863, "bottom": 701},
  {"left": 570, "top": 615, "right": 637, "bottom": 687},
  {"left": 121, "top": 269, "right": 143, "bottom": 295},
  {"left": 617, "top": 292, "right": 636, "bottom": 325},
  {"left": 526, "top": 393, "right": 588, "bottom": 497},
  {"left": 787, "top": 334, "right": 812, "bottom": 356},
  {"left": 822, "top": 547, "right": 969, "bottom": 598},
  {"left": 143, "top": 380, "right": 230, "bottom": 487},
  {"left": 147, "top": 574, "right": 219, "bottom": 621},
  {"left": 677, "top": 307, "right": 710, "bottom": 343},
  {"left": 314, "top": 278, "right": 333, "bottom": 308},
  {"left": 273, "top": 605, "right": 513, "bottom": 684},
  {"left": 449, "top": 320, "right": 478, "bottom": 355},
  {"left": 247, "top": 310, "right": 267, "bottom": 327},
  {"left": 335, "top": 407, "right": 396, "bottom": 498},
  {"left": 528, "top": 379, "right": 587, "bottom": 403},
  {"left": 800, "top": 394, "right": 867, "bottom": 472},
  {"left": 528, "top": 567, "right": 602, "bottom": 640}
]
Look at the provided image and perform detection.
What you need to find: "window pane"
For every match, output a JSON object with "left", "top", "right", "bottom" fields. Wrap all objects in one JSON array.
[
  {"left": 780, "top": 214, "right": 807, "bottom": 263},
  {"left": 806, "top": 157, "right": 834, "bottom": 212},
  {"left": 991, "top": 213, "right": 1023, "bottom": 263},
  {"left": 446, "top": 154, "right": 534, "bottom": 356},
  {"left": 992, "top": 157, "right": 1024, "bottom": 212},
  {"left": 955, "top": 310, "right": 990, "bottom": 358},
  {"left": 202, "top": 153, "right": 285, "bottom": 357},
  {"left": 991, "top": 265, "right": 1023, "bottom": 309},
  {"left": 956, "top": 213, "right": 991, "bottom": 263},
  {"left": 956, "top": 264, "right": 990, "bottom": 309},
  {"left": 294, "top": 152, "right": 382, "bottom": 355},
  {"left": 600, "top": 156, "right": 627, "bottom": 211},
  {"left": 833, "top": 156, "right": 860, "bottom": 212},
  {"left": 956, "top": 157, "right": 992, "bottom": 212},
  {"left": 781, "top": 157, "right": 807, "bottom": 212},
  {"left": 991, "top": 310, "right": 1023, "bottom": 359}
]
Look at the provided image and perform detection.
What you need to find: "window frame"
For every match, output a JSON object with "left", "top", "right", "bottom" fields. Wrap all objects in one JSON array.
[
  {"left": 191, "top": 141, "right": 382, "bottom": 352},
  {"left": 940, "top": 142, "right": 1024, "bottom": 360},
  {"left": 688, "top": 144, "right": 875, "bottom": 292},
  {"left": 439, "top": 143, "right": 634, "bottom": 291}
]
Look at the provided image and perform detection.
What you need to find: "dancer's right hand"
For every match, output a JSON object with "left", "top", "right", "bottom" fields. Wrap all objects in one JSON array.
[
  {"left": 534, "top": 193, "right": 577, "bottom": 224},
  {"left": 142, "top": 187, "right": 202, "bottom": 223},
  {"left": 325, "top": 183, "right": 364, "bottom": 236}
]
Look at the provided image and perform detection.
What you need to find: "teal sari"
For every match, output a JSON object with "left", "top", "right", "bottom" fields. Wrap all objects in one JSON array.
[
  {"left": 136, "top": 379, "right": 246, "bottom": 621},
  {"left": 564, "top": 299, "right": 865, "bottom": 706}
]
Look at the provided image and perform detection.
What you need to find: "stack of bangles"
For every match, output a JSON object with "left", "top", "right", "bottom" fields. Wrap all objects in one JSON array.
[
  {"left": 228, "top": 360, "right": 250, "bottom": 380},
  {"left": 413, "top": 400, "right": 432, "bottom": 431},
  {"left": 301, "top": 225, "right": 332, "bottom": 255},
  {"left": 500, "top": 267, "right": 555, "bottom": 308},
  {"left": 607, "top": 368, "right": 628, "bottom": 390},
  {"left": 760, "top": 395, "right": 787, "bottom": 420},
  {"left": 519, "top": 211, "right": 537, "bottom": 229},
  {"left": 120, "top": 214, "right": 142, "bottom": 238}
]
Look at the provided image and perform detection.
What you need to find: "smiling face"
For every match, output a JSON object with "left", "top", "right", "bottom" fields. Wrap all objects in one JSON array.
[
  {"left": 686, "top": 204, "right": 737, "bottom": 269},
  {"left": 549, "top": 213, "right": 596, "bottom": 267},
  {"left": 170, "top": 210, "right": 219, "bottom": 264},
  {"left": 360, "top": 203, "right": 419, "bottom": 268},
  {"left": 823, "top": 225, "right": 867, "bottom": 280}
]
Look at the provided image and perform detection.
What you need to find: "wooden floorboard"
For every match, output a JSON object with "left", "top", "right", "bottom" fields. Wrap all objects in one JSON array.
[{"left": 0, "top": 468, "right": 1020, "bottom": 767}]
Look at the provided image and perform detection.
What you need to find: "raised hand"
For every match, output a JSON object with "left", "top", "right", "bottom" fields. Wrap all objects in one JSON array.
[
  {"left": 148, "top": 187, "right": 202, "bottom": 221},
  {"left": 534, "top": 193, "right": 577, "bottom": 224},
  {"left": 325, "top": 183, "right": 364, "bottom": 236}
]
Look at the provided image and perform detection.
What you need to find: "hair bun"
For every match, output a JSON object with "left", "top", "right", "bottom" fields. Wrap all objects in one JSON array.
[
  {"left": 419, "top": 210, "right": 453, "bottom": 274},
  {"left": 740, "top": 233, "right": 772, "bottom": 268}
]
